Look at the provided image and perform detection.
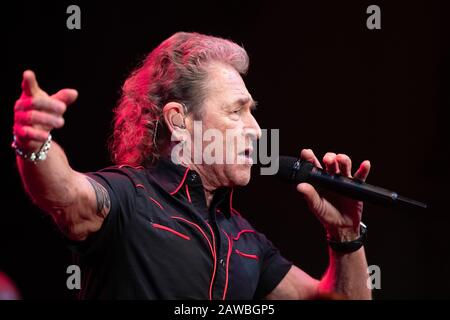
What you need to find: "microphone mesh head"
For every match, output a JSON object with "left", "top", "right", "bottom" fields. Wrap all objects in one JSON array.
[
  {"left": 277, "top": 156, "right": 300, "bottom": 182},
  {"left": 277, "top": 156, "right": 314, "bottom": 183}
]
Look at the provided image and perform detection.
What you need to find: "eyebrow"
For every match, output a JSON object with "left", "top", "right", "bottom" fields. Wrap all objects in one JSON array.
[{"left": 233, "top": 98, "right": 258, "bottom": 111}]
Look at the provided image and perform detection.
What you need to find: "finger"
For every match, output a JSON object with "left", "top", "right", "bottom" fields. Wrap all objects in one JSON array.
[
  {"left": 15, "top": 96, "right": 67, "bottom": 114},
  {"left": 13, "top": 125, "right": 49, "bottom": 143},
  {"left": 353, "top": 160, "right": 371, "bottom": 182},
  {"left": 14, "top": 96, "right": 33, "bottom": 111},
  {"left": 300, "top": 149, "right": 322, "bottom": 168},
  {"left": 21, "top": 70, "right": 41, "bottom": 97},
  {"left": 323, "top": 152, "right": 339, "bottom": 174},
  {"left": 51, "top": 88, "right": 78, "bottom": 105},
  {"left": 297, "top": 183, "right": 324, "bottom": 216},
  {"left": 15, "top": 110, "right": 64, "bottom": 128},
  {"left": 336, "top": 154, "right": 352, "bottom": 177}
]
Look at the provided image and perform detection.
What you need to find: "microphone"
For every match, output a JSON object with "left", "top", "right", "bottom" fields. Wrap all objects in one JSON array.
[{"left": 277, "top": 156, "right": 427, "bottom": 209}]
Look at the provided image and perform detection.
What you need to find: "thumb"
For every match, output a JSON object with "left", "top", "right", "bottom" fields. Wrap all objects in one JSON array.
[
  {"left": 21, "top": 70, "right": 42, "bottom": 97},
  {"left": 297, "top": 183, "right": 323, "bottom": 214},
  {"left": 51, "top": 88, "right": 78, "bottom": 105}
]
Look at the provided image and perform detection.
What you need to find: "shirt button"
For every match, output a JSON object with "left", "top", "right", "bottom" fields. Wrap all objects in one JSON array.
[
  {"left": 190, "top": 172, "right": 197, "bottom": 181},
  {"left": 219, "top": 258, "right": 225, "bottom": 267}
]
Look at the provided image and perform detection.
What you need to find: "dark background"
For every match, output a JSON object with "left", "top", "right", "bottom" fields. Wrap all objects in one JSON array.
[{"left": 1, "top": 0, "right": 449, "bottom": 299}]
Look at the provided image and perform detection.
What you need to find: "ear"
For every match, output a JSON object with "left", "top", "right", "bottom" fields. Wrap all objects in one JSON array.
[{"left": 163, "top": 102, "right": 187, "bottom": 134}]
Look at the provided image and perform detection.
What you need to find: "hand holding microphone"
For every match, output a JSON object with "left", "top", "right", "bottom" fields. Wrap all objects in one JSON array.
[{"left": 277, "top": 149, "right": 426, "bottom": 242}]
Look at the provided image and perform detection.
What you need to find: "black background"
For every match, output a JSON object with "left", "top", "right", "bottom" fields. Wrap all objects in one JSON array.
[{"left": 1, "top": 0, "right": 449, "bottom": 299}]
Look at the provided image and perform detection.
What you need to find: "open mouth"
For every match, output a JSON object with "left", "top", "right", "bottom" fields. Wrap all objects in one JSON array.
[
  {"left": 239, "top": 148, "right": 253, "bottom": 157},
  {"left": 238, "top": 148, "right": 254, "bottom": 165}
]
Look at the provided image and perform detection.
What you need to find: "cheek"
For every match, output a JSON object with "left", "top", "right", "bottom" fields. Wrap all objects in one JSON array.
[
  {"left": 224, "top": 140, "right": 238, "bottom": 157},
  {"left": 225, "top": 127, "right": 246, "bottom": 155}
]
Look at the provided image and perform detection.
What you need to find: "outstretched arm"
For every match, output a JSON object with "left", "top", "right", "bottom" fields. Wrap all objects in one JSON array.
[{"left": 14, "top": 70, "right": 110, "bottom": 241}]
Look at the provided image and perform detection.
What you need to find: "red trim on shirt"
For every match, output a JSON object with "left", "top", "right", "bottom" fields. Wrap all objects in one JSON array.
[
  {"left": 231, "top": 208, "right": 242, "bottom": 217},
  {"left": 229, "top": 189, "right": 242, "bottom": 217},
  {"left": 149, "top": 197, "right": 164, "bottom": 210},
  {"left": 118, "top": 164, "right": 145, "bottom": 170},
  {"left": 235, "top": 249, "right": 259, "bottom": 260},
  {"left": 185, "top": 184, "right": 192, "bottom": 203},
  {"left": 232, "top": 229, "right": 256, "bottom": 241},
  {"left": 222, "top": 230, "right": 232, "bottom": 300},
  {"left": 229, "top": 188, "right": 234, "bottom": 214},
  {"left": 170, "top": 167, "right": 190, "bottom": 195},
  {"left": 206, "top": 222, "right": 218, "bottom": 301},
  {"left": 152, "top": 223, "right": 190, "bottom": 240},
  {"left": 172, "top": 216, "right": 217, "bottom": 299},
  {"left": 171, "top": 216, "right": 214, "bottom": 255}
]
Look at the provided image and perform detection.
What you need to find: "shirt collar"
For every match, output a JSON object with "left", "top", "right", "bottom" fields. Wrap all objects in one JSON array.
[{"left": 146, "top": 157, "right": 234, "bottom": 219}]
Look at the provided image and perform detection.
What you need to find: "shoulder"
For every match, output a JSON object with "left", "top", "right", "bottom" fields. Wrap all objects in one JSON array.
[{"left": 87, "top": 165, "right": 147, "bottom": 190}]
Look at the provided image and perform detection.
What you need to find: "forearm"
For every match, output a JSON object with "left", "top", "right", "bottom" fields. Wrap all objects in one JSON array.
[
  {"left": 13, "top": 71, "right": 106, "bottom": 241},
  {"left": 17, "top": 141, "right": 79, "bottom": 211},
  {"left": 319, "top": 247, "right": 372, "bottom": 300}
]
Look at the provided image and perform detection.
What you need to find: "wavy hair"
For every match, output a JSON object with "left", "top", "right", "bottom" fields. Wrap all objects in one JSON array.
[{"left": 109, "top": 32, "right": 249, "bottom": 167}]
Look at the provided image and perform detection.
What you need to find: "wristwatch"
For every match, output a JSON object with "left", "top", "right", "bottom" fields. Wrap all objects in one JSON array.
[{"left": 327, "top": 222, "right": 367, "bottom": 253}]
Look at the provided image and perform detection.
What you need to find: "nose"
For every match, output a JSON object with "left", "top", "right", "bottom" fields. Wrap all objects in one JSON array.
[{"left": 245, "top": 113, "right": 262, "bottom": 141}]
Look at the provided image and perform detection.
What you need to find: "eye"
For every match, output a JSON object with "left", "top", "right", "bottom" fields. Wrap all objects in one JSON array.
[{"left": 231, "top": 108, "right": 242, "bottom": 115}]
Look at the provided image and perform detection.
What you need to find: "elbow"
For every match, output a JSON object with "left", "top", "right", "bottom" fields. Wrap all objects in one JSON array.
[
  {"left": 48, "top": 206, "right": 92, "bottom": 242},
  {"left": 55, "top": 214, "right": 90, "bottom": 242}
]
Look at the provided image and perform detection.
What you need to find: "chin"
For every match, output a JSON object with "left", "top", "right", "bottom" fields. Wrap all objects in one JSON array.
[{"left": 231, "top": 167, "right": 252, "bottom": 186}]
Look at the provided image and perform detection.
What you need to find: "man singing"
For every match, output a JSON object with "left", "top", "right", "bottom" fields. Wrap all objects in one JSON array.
[{"left": 12, "top": 32, "right": 372, "bottom": 299}]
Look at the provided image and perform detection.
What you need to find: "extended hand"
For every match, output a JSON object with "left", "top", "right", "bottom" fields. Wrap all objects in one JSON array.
[
  {"left": 296, "top": 149, "right": 371, "bottom": 242},
  {"left": 13, "top": 70, "right": 78, "bottom": 153}
]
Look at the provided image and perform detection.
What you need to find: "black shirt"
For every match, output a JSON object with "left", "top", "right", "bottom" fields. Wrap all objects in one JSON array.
[{"left": 71, "top": 158, "right": 292, "bottom": 299}]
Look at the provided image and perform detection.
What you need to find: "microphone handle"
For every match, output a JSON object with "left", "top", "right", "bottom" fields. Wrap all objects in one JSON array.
[{"left": 307, "top": 167, "right": 427, "bottom": 209}]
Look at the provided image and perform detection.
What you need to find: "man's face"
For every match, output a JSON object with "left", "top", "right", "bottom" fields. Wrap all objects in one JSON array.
[{"left": 188, "top": 61, "right": 261, "bottom": 188}]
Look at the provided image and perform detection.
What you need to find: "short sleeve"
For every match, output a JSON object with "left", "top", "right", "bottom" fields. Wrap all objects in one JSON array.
[
  {"left": 253, "top": 232, "right": 293, "bottom": 299},
  {"left": 66, "top": 168, "right": 136, "bottom": 256}
]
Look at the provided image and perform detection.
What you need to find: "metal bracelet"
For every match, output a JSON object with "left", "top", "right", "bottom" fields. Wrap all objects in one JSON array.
[{"left": 11, "top": 133, "right": 52, "bottom": 163}]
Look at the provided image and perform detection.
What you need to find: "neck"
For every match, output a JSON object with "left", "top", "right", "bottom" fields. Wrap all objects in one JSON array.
[
  {"left": 187, "top": 163, "right": 218, "bottom": 208},
  {"left": 203, "top": 187, "right": 215, "bottom": 208},
  {"left": 172, "top": 151, "right": 219, "bottom": 208}
]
